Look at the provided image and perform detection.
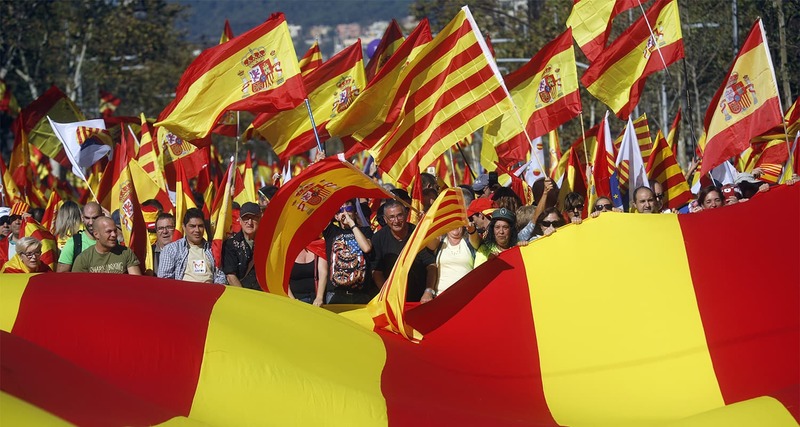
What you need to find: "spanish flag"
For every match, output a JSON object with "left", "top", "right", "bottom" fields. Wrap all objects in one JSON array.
[
  {"left": 156, "top": 13, "right": 306, "bottom": 141},
  {"left": 298, "top": 41, "right": 323, "bottom": 77},
  {"left": 700, "top": 19, "right": 784, "bottom": 177},
  {"left": 219, "top": 19, "right": 234, "bottom": 44},
  {"left": 581, "top": 0, "right": 684, "bottom": 119},
  {"left": 566, "top": 0, "right": 638, "bottom": 62},
  {"left": 4, "top": 185, "right": 796, "bottom": 425},
  {"left": 326, "top": 19, "right": 432, "bottom": 156},
  {"left": 646, "top": 130, "right": 692, "bottom": 209},
  {"left": 250, "top": 40, "right": 365, "bottom": 160},
  {"left": 210, "top": 162, "right": 234, "bottom": 269},
  {"left": 369, "top": 187, "right": 467, "bottom": 341},
  {"left": 369, "top": 7, "right": 516, "bottom": 186},
  {"left": 483, "top": 28, "right": 581, "bottom": 167},
  {"left": 18, "top": 217, "right": 57, "bottom": 270},
  {"left": 253, "top": 158, "right": 393, "bottom": 295},
  {"left": 365, "top": 19, "right": 404, "bottom": 82}
]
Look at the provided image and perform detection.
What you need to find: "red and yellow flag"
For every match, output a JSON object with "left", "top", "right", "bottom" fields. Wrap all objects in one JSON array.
[
  {"left": 298, "top": 41, "right": 323, "bottom": 77},
  {"left": 646, "top": 130, "right": 692, "bottom": 209},
  {"left": 325, "top": 20, "right": 432, "bottom": 155},
  {"left": 253, "top": 158, "right": 393, "bottom": 295},
  {"left": 699, "top": 19, "right": 783, "bottom": 177},
  {"left": 156, "top": 13, "right": 306, "bottom": 141},
  {"left": 19, "top": 216, "right": 58, "bottom": 270},
  {"left": 40, "top": 190, "right": 62, "bottom": 234},
  {"left": 99, "top": 90, "right": 121, "bottom": 118},
  {"left": 365, "top": 19, "right": 404, "bottom": 82},
  {"left": 210, "top": 162, "right": 234, "bottom": 269},
  {"left": 0, "top": 79, "right": 20, "bottom": 116},
  {"left": 369, "top": 187, "right": 467, "bottom": 341},
  {"left": 250, "top": 40, "right": 365, "bottom": 160},
  {"left": 117, "top": 155, "right": 149, "bottom": 267},
  {"left": 174, "top": 160, "right": 198, "bottom": 236},
  {"left": 135, "top": 114, "right": 165, "bottom": 190},
  {"left": 483, "top": 28, "right": 580, "bottom": 167},
  {"left": 566, "top": 0, "right": 638, "bottom": 62},
  {"left": 369, "top": 7, "right": 516, "bottom": 186},
  {"left": 14, "top": 86, "right": 84, "bottom": 166},
  {"left": 219, "top": 19, "right": 234, "bottom": 44},
  {"left": 613, "top": 113, "right": 652, "bottom": 190},
  {"left": 581, "top": 0, "right": 684, "bottom": 119}
]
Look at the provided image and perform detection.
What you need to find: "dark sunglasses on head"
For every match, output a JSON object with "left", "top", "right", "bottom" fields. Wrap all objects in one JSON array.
[
  {"left": 595, "top": 203, "right": 613, "bottom": 211},
  {"left": 338, "top": 206, "right": 355, "bottom": 213},
  {"left": 540, "top": 220, "right": 559, "bottom": 228}
]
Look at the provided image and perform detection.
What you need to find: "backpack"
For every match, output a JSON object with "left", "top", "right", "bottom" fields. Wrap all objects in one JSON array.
[{"left": 71, "top": 231, "right": 83, "bottom": 266}]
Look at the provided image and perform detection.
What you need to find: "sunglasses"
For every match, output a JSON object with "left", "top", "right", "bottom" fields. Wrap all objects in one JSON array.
[
  {"left": 540, "top": 220, "right": 559, "bottom": 228},
  {"left": 338, "top": 206, "right": 355, "bottom": 213},
  {"left": 655, "top": 194, "right": 665, "bottom": 200},
  {"left": 570, "top": 204, "right": 584, "bottom": 211},
  {"left": 595, "top": 204, "right": 613, "bottom": 211}
]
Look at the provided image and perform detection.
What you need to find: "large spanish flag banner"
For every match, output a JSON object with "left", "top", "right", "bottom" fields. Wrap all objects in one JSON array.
[
  {"left": 483, "top": 28, "right": 581, "bottom": 167},
  {"left": 581, "top": 0, "right": 683, "bottom": 119},
  {"left": 368, "top": 188, "right": 467, "bottom": 340},
  {"left": 254, "top": 158, "right": 394, "bottom": 295},
  {"left": 156, "top": 13, "right": 306, "bottom": 141},
  {"left": 1, "top": 184, "right": 797, "bottom": 426},
  {"left": 250, "top": 40, "right": 365, "bottom": 160},
  {"left": 325, "top": 20, "right": 432, "bottom": 156},
  {"left": 699, "top": 19, "right": 784, "bottom": 177},
  {"left": 370, "top": 7, "right": 517, "bottom": 186},
  {"left": 566, "top": 0, "right": 638, "bottom": 62}
]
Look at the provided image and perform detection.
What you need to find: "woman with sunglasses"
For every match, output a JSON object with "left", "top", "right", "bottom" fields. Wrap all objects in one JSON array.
[
  {"left": 590, "top": 197, "right": 615, "bottom": 218},
  {"left": 562, "top": 192, "right": 585, "bottom": 224},
  {"left": 530, "top": 207, "right": 566, "bottom": 240},
  {"left": 323, "top": 200, "right": 374, "bottom": 304},
  {"left": 0, "top": 236, "right": 52, "bottom": 273}
]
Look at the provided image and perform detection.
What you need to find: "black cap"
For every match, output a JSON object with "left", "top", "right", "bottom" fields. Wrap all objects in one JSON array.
[{"left": 240, "top": 202, "right": 261, "bottom": 217}]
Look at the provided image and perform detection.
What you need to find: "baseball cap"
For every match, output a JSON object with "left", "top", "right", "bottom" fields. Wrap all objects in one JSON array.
[
  {"left": 467, "top": 197, "right": 495, "bottom": 218},
  {"left": 734, "top": 172, "right": 761, "bottom": 186},
  {"left": 240, "top": 202, "right": 261, "bottom": 217},
  {"left": 472, "top": 174, "right": 490, "bottom": 192}
]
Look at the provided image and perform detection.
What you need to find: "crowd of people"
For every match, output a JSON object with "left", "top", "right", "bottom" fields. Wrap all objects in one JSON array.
[{"left": 1, "top": 165, "right": 797, "bottom": 306}]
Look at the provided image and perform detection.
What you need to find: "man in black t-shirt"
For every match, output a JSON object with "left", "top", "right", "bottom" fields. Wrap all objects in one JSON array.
[{"left": 371, "top": 200, "right": 435, "bottom": 302}]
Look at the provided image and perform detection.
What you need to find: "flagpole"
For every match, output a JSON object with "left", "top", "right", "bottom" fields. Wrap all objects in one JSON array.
[
  {"left": 447, "top": 148, "right": 457, "bottom": 187},
  {"left": 680, "top": 59, "right": 699, "bottom": 155},
  {"left": 304, "top": 99, "right": 324, "bottom": 152},
  {"left": 456, "top": 145, "right": 477, "bottom": 180},
  {"left": 235, "top": 111, "right": 240, "bottom": 166},
  {"left": 637, "top": 0, "right": 671, "bottom": 78}
]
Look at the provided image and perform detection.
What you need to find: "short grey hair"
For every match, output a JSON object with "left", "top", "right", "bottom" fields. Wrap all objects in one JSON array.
[{"left": 16, "top": 236, "right": 42, "bottom": 254}]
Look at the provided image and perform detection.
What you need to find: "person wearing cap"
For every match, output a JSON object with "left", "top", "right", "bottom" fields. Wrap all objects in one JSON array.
[
  {"left": 222, "top": 202, "right": 261, "bottom": 289},
  {"left": 258, "top": 185, "right": 278, "bottom": 212},
  {"left": 466, "top": 197, "right": 494, "bottom": 246},
  {"left": 734, "top": 172, "right": 770, "bottom": 200},
  {"left": 472, "top": 174, "right": 491, "bottom": 198},
  {"left": 147, "top": 212, "right": 176, "bottom": 276},
  {"left": 0, "top": 211, "right": 11, "bottom": 240},
  {"left": 0, "top": 213, "right": 24, "bottom": 269},
  {"left": 158, "top": 208, "right": 226, "bottom": 284},
  {"left": 371, "top": 199, "right": 436, "bottom": 302},
  {"left": 474, "top": 207, "right": 518, "bottom": 267},
  {"left": 72, "top": 216, "right": 141, "bottom": 275},
  {"left": 57, "top": 202, "right": 103, "bottom": 272}
]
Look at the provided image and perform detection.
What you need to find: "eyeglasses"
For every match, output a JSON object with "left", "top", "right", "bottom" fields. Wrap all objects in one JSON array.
[
  {"left": 338, "top": 206, "right": 355, "bottom": 213},
  {"left": 156, "top": 225, "right": 176, "bottom": 232},
  {"left": 385, "top": 214, "right": 406, "bottom": 222},
  {"left": 21, "top": 251, "right": 42, "bottom": 258},
  {"left": 540, "top": 220, "right": 559, "bottom": 228},
  {"left": 595, "top": 204, "right": 613, "bottom": 211},
  {"left": 655, "top": 194, "right": 665, "bottom": 200},
  {"left": 570, "top": 204, "right": 584, "bottom": 211}
]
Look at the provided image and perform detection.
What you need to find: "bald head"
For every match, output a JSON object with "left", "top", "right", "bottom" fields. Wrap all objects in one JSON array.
[{"left": 82, "top": 202, "right": 104, "bottom": 234}]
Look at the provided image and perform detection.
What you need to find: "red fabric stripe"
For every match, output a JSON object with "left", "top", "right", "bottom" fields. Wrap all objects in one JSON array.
[
  {"left": 383, "top": 249, "right": 560, "bottom": 426},
  {"left": 678, "top": 184, "right": 800, "bottom": 421},
  {"left": 18, "top": 86, "right": 66, "bottom": 133},
  {"left": 1, "top": 331, "right": 180, "bottom": 426},
  {"left": 9, "top": 274, "right": 224, "bottom": 418},
  {"left": 505, "top": 29, "right": 572, "bottom": 89},
  {"left": 526, "top": 90, "right": 582, "bottom": 141}
]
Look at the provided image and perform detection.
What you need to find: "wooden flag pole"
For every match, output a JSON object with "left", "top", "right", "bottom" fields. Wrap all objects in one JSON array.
[{"left": 456, "top": 145, "right": 477, "bottom": 181}]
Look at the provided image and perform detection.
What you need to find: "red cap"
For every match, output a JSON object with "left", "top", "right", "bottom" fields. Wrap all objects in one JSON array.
[{"left": 467, "top": 197, "right": 495, "bottom": 217}]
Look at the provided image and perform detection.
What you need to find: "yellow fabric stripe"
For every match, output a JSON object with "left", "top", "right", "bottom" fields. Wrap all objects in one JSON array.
[
  {"left": 0, "top": 274, "right": 32, "bottom": 332},
  {"left": 523, "top": 214, "right": 725, "bottom": 426},
  {"left": 706, "top": 38, "right": 779, "bottom": 141},
  {"left": 663, "top": 397, "right": 798, "bottom": 427},
  {"left": 566, "top": 0, "right": 617, "bottom": 47},
  {"left": 485, "top": 48, "right": 578, "bottom": 146},
  {"left": 586, "top": 0, "right": 682, "bottom": 113},
  {"left": 0, "top": 391, "right": 73, "bottom": 426},
  {"left": 190, "top": 288, "right": 388, "bottom": 426}
]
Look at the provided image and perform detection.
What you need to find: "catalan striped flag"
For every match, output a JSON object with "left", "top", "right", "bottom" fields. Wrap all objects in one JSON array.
[
  {"left": 369, "top": 187, "right": 467, "bottom": 340},
  {"left": 483, "top": 29, "right": 581, "bottom": 167},
  {"left": 39, "top": 190, "right": 62, "bottom": 234},
  {"left": 368, "top": 7, "right": 517, "bottom": 186},
  {"left": 588, "top": 112, "right": 615, "bottom": 210},
  {"left": 566, "top": 0, "right": 638, "bottom": 62},
  {"left": 616, "top": 116, "right": 650, "bottom": 208},
  {"left": 1, "top": 185, "right": 798, "bottom": 426},
  {"left": 14, "top": 86, "right": 84, "bottom": 166},
  {"left": 19, "top": 216, "right": 58, "bottom": 270},
  {"left": 253, "top": 158, "right": 393, "bottom": 295},
  {"left": 614, "top": 113, "right": 653, "bottom": 188},
  {"left": 298, "top": 41, "right": 323, "bottom": 77},
  {"left": 365, "top": 19, "right": 404, "bottom": 82},
  {"left": 156, "top": 13, "right": 306, "bottom": 141},
  {"left": 646, "top": 130, "right": 692, "bottom": 209},
  {"left": 135, "top": 114, "right": 165, "bottom": 190},
  {"left": 753, "top": 140, "right": 790, "bottom": 183},
  {"left": 250, "top": 40, "right": 365, "bottom": 160},
  {"left": 581, "top": 0, "right": 684, "bottom": 119},
  {"left": 326, "top": 19, "right": 433, "bottom": 156},
  {"left": 98, "top": 90, "right": 121, "bottom": 118},
  {"left": 699, "top": 19, "right": 783, "bottom": 177}
]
